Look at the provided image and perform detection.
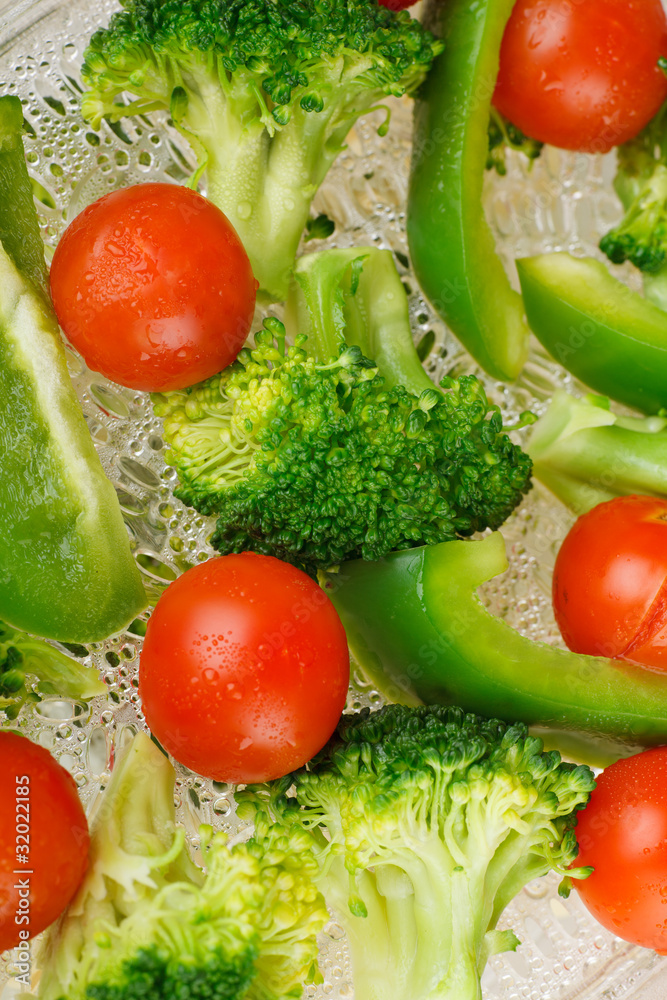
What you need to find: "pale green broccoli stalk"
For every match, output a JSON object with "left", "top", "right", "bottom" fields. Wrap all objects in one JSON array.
[
  {"left": 599, "top": 96, "right": 667, "bottom": 309},
  {"left": 152, "top": 317, "right": 533, "bottom": 573},
  {"left": 0, "top": 621, "right": 104, "bottom": 719},
  {"left": 526, "top": 389, "right": 667, "bottom": 514},
  {"left": 37, "top": 732, "right": 328, "bottom": 1000},
  {"left": 285, "top": 245, "right": 435, "bottom": 397},
  {"left": 238, "top": 705, "right": 595, "bottom": 1000},
  {"left": 80, "top": 0, "right": 442, "bottom": 301}
]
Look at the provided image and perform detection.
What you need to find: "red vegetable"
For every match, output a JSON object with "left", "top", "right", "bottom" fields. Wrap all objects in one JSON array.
[
  {"left": 493, "top": 0, "right": 667, "bottom": 154},
  {"left": 575, "top": 746, "right": 667, "bottom": 952},
  {"left": 552, "top": 495, "right": 667, "bottom": 670},
  {"left": 378, "top": 0, "right": 418, "bottom": 9},
  {"left": 0, "top": 733, "right": 89, "bottom": 951},
  {"left": 138, "top": 553, "right": 350, "bottom": 783},
  {"left": 50, "top": 183, "right": 257, "bottom": 392}
]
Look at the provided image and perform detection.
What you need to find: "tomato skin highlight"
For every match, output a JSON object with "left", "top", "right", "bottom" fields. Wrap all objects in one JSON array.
[
  {"left": 50, "top": 183, "right": 257, "bottom": 392},
  {"left": 575, "top": 746, "right": 667, "bottom": 951},
  {"left": 138, "top": 553, "right": 350, "bottom": 783},
  {"left": 493, "top": 0, "right": 667, "bottom": 154},
  {"left": 553, "top": 496, "right": 667, "bottom": 669},
  {"left": 0, "top": 732, "right": 89, "bottom": 951}
]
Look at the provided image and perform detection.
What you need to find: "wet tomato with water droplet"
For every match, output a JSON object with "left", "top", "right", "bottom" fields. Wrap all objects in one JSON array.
[
  {"left": 138, "top": 553, "right": 350, "bottom": 783},
  {"left": 575, "top": 746, "right": 667, "bottom": 951},
  {"left": 50, "top": 183, "right": 257, "bottom": 392},
  {"left": 493, "top": 0, "right": 667, "bottom": 153},
  {"left": 0, "top": 732, "right": 89, "bottom": 950},
  {"left": 553, "top": 495, "right": 667, "bottom": 670}
]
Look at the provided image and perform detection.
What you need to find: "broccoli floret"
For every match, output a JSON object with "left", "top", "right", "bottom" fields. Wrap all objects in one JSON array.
[
  {"left": 37, "top": 732, "right": 327, "bottom": 1000},
  {"left": 599, "top": 98, "right": 667, "bottom": 307},
  {"left": 238, "top": 704, "right": 595, "bottom": 1000},
  {"left": 600, "top": 164, "right": 667, "bottom": 273},
  {"left": 527, "top": 389, "right": 667, "bottom": 514},
  {"left": 303, "top": 213, "right": 335, "bottom": 242},
  {"left": 80, "top": 0, "right": 442, "bottom": 302},
  {"left": 152, "top": 316, "right": 532, "bottom": 572},
  {"left": 486, "top": 108, "right": 543, "bottom": 176},
  {"left": 0, "top": 621, "right": 104, "bottom": 719}
]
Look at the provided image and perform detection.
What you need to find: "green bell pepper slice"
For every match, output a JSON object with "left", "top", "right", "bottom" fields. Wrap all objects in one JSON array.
[
  {"left": 407, "top": 0, "right": 529, "bottom": 381},
  {"left": 517, "top": 252, "right": 667, "bottom": 414},
  {"left": 328, "top": 533, "right": 667, "bottom": 767},
  {"left": 0, "top": 96, "right": 147, "bottom": 642}
]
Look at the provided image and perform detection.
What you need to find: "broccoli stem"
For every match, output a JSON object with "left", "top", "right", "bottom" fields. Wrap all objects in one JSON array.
[
  {"left": 643, "top": 263, "right": 667, "bottom": 311},
  {"left": 286, "top": 246, "right": 435, "bottom": 395},
  {"left": 203, "top": 116, "right": 340, "bottom": 302},
  {"left": 321, "top": 827, "right": 521, "bottom": 1000},
  {"left": 180, "top": 62, "right": 378, "bottom": 301},
  {"left": 526, "top": 390, "right": 667, "bottom": 514}
]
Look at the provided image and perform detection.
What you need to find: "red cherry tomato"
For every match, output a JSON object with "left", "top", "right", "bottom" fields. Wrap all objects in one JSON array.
[
  {"left": 50, "top": 183, "right": 257, "bottom": 392},
  {"left": 553, "top": 495, "right": 667, "bottom": 670},
  {"left": 575, "top": 746, "right": 667, "bottom": 952},
  {"left": 138, "top": 553, "right": 350, "bottom": 783},
  {"left": 378, "top": 0, "right": 418, "bottom": 9},
  {"left": 0, "top": 732, "right": 89, "bottom": 951},
  {"left": 493, "top": 0, "right": 667, "bottom": 154}
]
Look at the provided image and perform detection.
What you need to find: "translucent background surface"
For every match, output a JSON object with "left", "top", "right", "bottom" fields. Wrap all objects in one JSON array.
[{"left": 0, "top": 0, "right": 666, "bottom": 996}]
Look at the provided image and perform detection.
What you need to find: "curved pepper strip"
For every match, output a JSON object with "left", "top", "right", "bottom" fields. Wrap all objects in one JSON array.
[
  {"left": 327, "top": 533, "right": 667, "bottom": 768},
  {"left": 518, "top": 252, "right": 667, "bottom": 414},
  {"left": 407, "top": 0, "right": 530, "bottom": 381}
]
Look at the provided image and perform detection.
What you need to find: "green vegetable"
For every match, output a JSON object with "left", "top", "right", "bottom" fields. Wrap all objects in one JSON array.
[
  {"left": 0, "top": 95, "right": 147, "bottom": 642},
  {"left": 527, "top": 390, "right": 667, "bottom": 513},
  {"left": 599, "top": 99, "right": 667, "bottom": 310},
  {"left": 0, "top": 97, "right": 48, "bottom": 298},
  {"left": 80, "top": 0, "right": 441, "bottom": 302},
  {"left": 304, "top": 214, "right": 335, "bottom": 243},
  {"left": 238, "top": 704, "right": 594, "bottom": 1000},
  {"left": 327, "top": 533, "right": 667, "bottom": 767},
  {"left": 37, "top": 732, "right": 328, "bottom": 1000},
  {"left": 0, "top": 620, "right": 104, "bottom": 718},
  {"left": 408, "top": 0, "right": 531, "bottom": 381},
  {"left": 285, "top": 245, "right": 435, "bottom": 396},
  {"left": 487, "top": 108, "right": 543, "bottom": 177},
  {"left": 153, "top": 317, "right": 532, "bottom": 573},
  {"left": 517, "top": 252, "right": 667, "bottom": 414}
]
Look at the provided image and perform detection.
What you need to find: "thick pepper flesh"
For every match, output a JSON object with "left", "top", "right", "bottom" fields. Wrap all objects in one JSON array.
[
  {"left": 408, "top": 0, "right": 530, "bottom": 381},
  {"left": 327, "top": 533, "right": 667, "bottom": 767}
]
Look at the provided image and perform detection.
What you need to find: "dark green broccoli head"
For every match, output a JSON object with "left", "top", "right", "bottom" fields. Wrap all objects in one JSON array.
[
  {"left": 83, "top": 944, "right": 257, "bottom": 1000},
  {"left": 487, "top": 108, "right": 543, "bottom": 176},
  {"left": 154, "top": 319, "right": 532, "bottom": 572},
  {"left": 69, "top": 828, "right": 326, "bottom": 1000},
  {"left": 600, "top": 98, "right": 667, "bottom": 274},
  {"left": 599, "top": 164, "right": 667, "bottom": 273},
  {"left": 80, "top": 0, "right": 441, "bottom": 300},
  {"left": 82, "top": 0, "right": 438, "bottom": 127},
  {"left": 38, "top": 734, "right": 327, "bottom": 1000}
]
